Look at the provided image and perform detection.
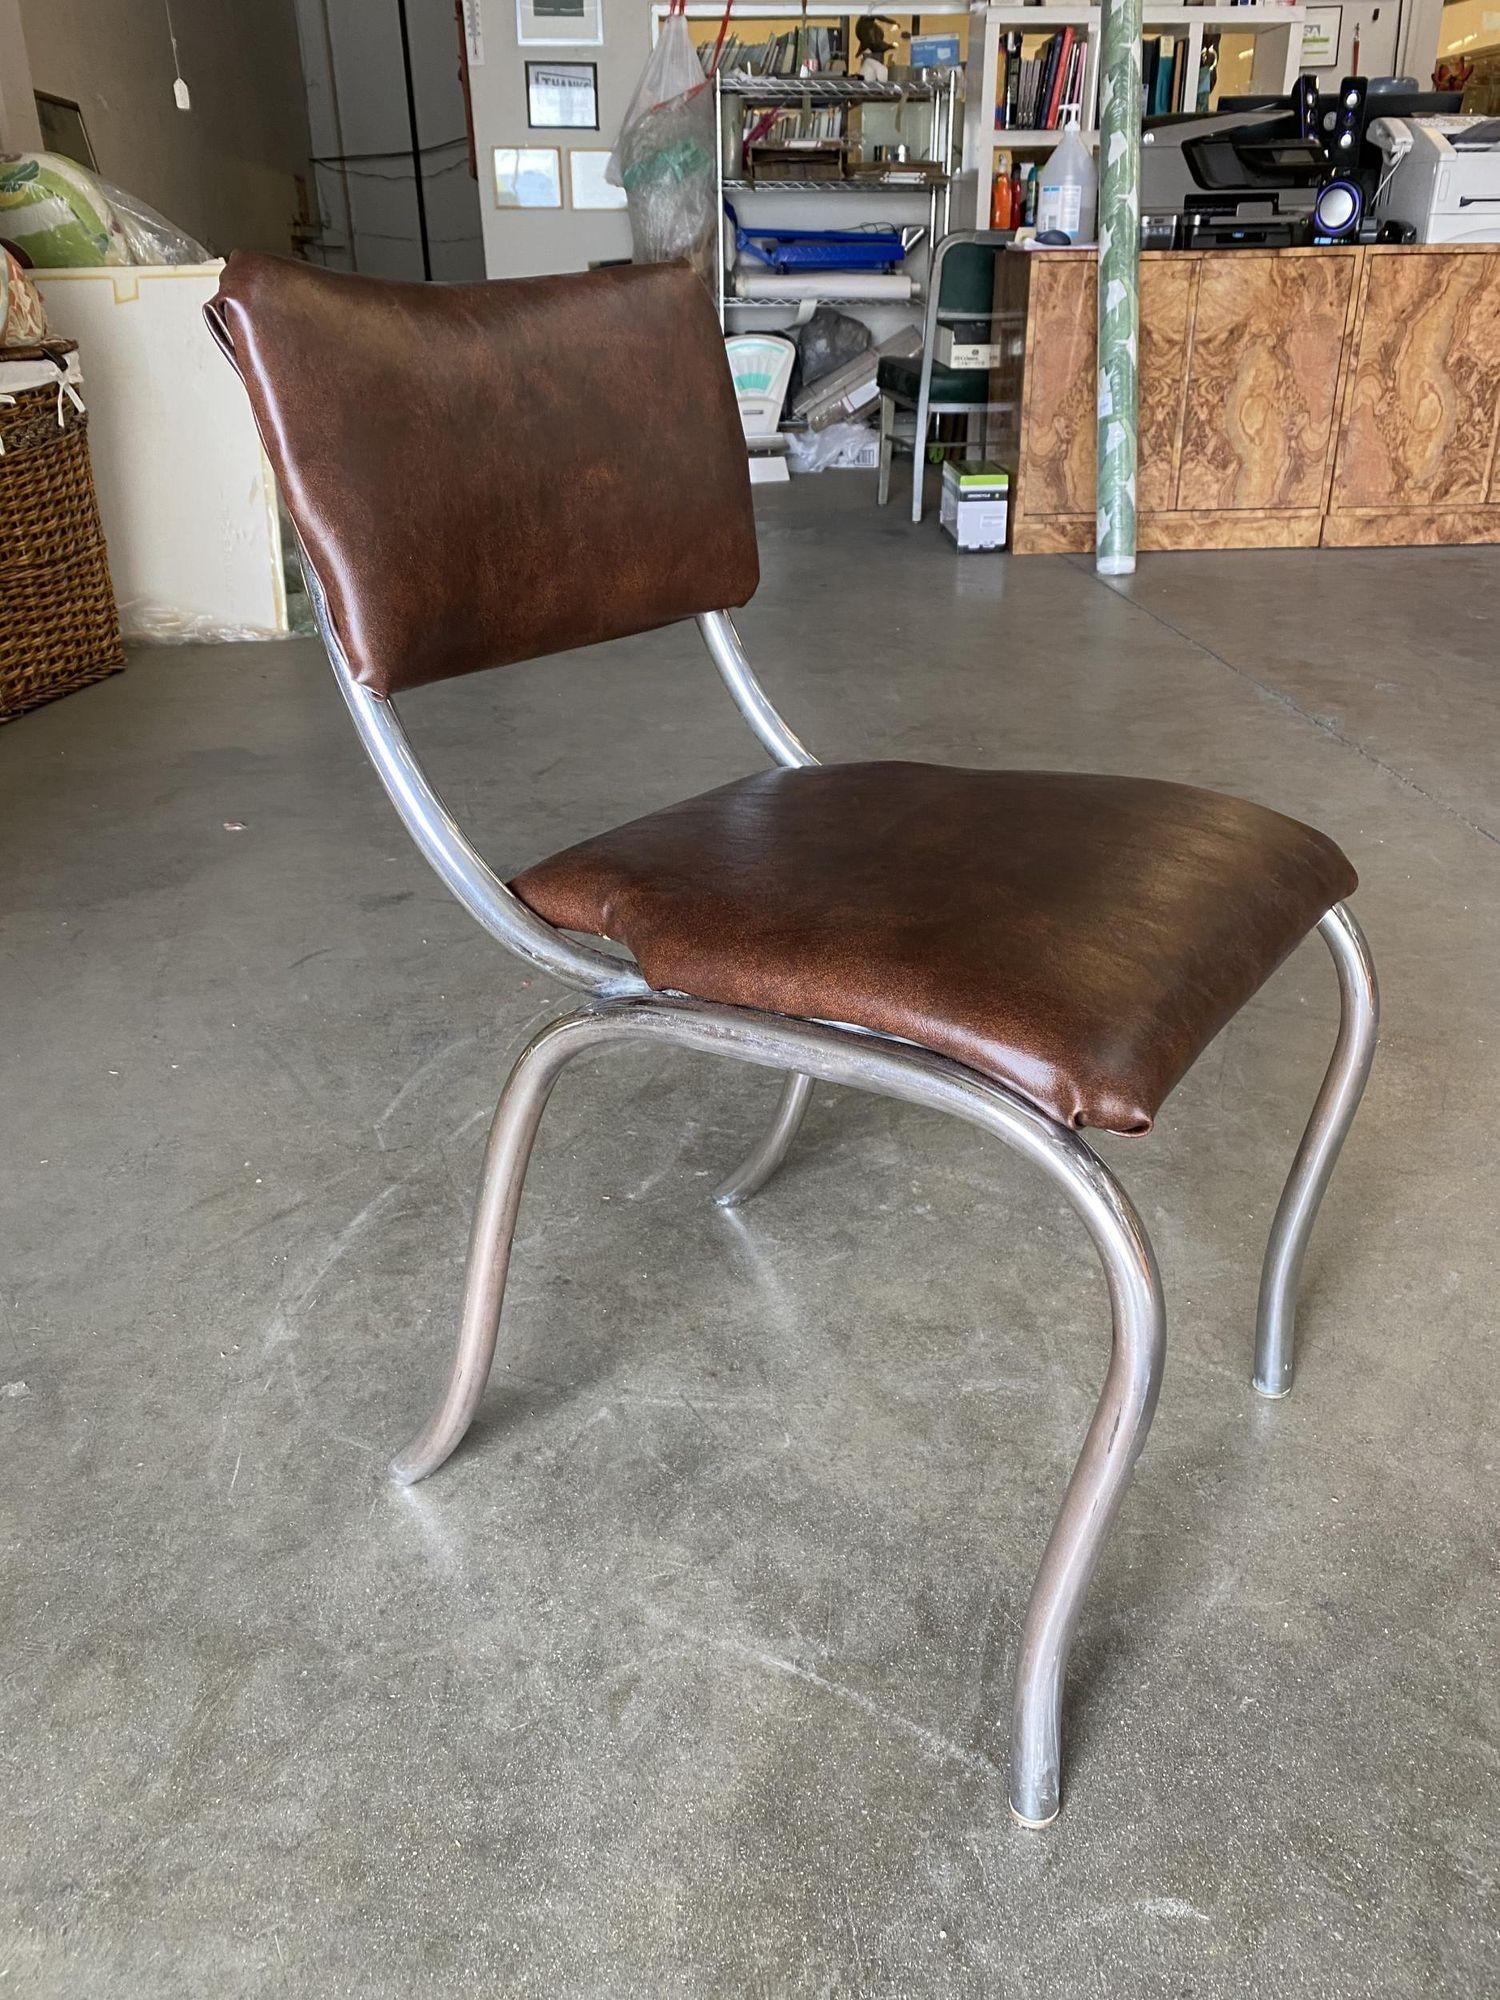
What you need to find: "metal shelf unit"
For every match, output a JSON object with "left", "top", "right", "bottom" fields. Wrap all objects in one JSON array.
[
  {"left": 713, "top": 69, "right": 960, "bottom": 327},
  {"left": 722, "top": 177, "right": 952, "bottom": 193}
]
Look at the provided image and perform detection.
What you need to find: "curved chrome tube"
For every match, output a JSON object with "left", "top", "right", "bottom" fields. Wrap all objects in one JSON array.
[
  {"left": 1254, "top": 901, "right": 1379, "bottom": 1398},
  {"left": 698, "top": 608, "right": 819, "bottom": 1200},
  {"left": 713, "top": 1071, "right": 814, "bottom": 1208},
  {"left": 307, "top": 559, "right": 645, "bottom": 999},
  {"left": 390, "top": 993, "right": 1166, "bottom": 1829},
  {"left": 697, "top": 610, "right": 818, "bottom": 771}
]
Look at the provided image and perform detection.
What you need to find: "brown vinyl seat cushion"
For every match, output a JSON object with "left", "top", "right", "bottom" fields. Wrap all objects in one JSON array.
[{"left": 511, "top": 762, "right": 1356, "bottom": 1135}]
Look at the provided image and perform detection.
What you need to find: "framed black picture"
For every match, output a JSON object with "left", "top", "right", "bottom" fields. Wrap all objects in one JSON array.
[
  {"left": 34, "top": 92, "right": 97, "bottom": 171},
  {"left": 526, "top": 60, "right": 599, "bottom": 130}
]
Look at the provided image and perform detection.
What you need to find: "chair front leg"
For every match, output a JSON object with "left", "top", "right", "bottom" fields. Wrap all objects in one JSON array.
[
  {"left": 1006, "top": 1129, "right": 1165, "bottom": 1826},
  {"left": 390, "top": 1006, "right": 606, "bottom": 1484},
  {"left": 714, "top": 1072, "right": 814, "bottom": 1208},
  {"left": 1254, "top": 902, "right": 1379, "bottom": 1399}
]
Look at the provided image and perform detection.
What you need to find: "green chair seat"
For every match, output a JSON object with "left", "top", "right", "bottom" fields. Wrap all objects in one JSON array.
[{"left": 877, "top": 355, "right": 989, "bottom": 407}]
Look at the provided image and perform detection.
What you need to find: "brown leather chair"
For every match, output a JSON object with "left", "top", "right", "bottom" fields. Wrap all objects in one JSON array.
[{"left": 205, "top": 253, "right": 1377, "bottom": 1829}]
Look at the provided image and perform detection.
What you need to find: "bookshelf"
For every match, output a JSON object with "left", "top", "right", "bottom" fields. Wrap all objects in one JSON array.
[{"left": 960, "top": 1, "right": 1307, "bottom": 225}]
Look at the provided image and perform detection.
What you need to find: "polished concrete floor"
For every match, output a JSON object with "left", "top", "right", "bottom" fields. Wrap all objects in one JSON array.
[{"left": 2, "top": 479, "right": 1497, "bottom": 1997}]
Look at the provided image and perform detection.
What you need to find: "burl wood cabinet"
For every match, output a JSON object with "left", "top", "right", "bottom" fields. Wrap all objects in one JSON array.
[{"left": 989, "top": 245, "right": 1500, "bottom": 554}]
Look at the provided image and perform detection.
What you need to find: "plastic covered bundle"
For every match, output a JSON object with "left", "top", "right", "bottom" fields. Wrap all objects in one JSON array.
[
  {"left": 0, "top": 154, "right": 208, "bottom": 270},
  {"left": 606, "top": 11, "right": 716, "bottom": 288},
  {"left": 0, "top": 153, "right": 128, "bottom": 268}
]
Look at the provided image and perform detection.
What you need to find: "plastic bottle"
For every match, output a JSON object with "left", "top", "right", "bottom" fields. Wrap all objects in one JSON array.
[
  {"left": 1022, "top": 162, "right": 1039, "bottom": 226},
  {"left": 1035, "top": 121, "right": 1097, "bottom": 242},
  {"left": 990, "top": 150, "right": 1014, "bottom": 229}
]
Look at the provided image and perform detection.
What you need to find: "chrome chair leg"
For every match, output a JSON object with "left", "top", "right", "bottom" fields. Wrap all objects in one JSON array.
[
  {"left": 392, "top": 994, "right": 1166, "bottom": 1823},
  {"left": 713, "top": 1072, "right": 814, "bottom": 1208},
  {"left": 911, "top": 383, "right": 932, "bottom": 525},
  {"left": 877, "top": 393, "right": 895, "bottom": 506},
  {"left": 1254, "top": 901, "right": 1379, "bottom": 1399},
  {"left": 1003, "top": 1123, "right": 1164, "bottom": 1827},
  {"left": 390, "top": 1007, "right": 603, "bottom": 1485}
]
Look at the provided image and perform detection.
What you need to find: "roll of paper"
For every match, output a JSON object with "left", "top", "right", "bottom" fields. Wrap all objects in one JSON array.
[{"left": 733, "top": 271, "right": 914, "bottom": 300}]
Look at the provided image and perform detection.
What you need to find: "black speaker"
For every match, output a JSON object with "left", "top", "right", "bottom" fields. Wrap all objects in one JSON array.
[
  {"left": 1308, "top": 74, "right": 1369, "bottom": 239},
  {"left": 1325, "top": 75, "right": 1369, "bottom": 174},
  {"left": 1293, "top": 75, "right": 1322, "bottom": 144},
  {"left": 1311, "top": 177, "right": 1364, "bottom": 239}
]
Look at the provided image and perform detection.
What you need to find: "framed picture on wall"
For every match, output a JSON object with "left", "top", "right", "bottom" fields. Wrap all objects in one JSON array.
[
  {"left": 1301, "top": 6, "right": 1343, "bottom": 67},
  {"left": 527, "top": 61, "right": 599, "bottom": 129},
  {"left": 516, "top": 0, "right": 603, "bottom": 48},
  {"left": 569, "top": 149, "right": 627, "bottom": 210},
  {"left": 493, "top": 146, "right": 564, "bottom": 209},
  {"left": 34, "top": 93, "right": 97, "bottom": 171}
]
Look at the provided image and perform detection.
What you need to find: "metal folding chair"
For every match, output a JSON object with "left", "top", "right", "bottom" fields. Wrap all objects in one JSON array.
[
  {"left": 206, "top": 253, "right": 1377, "bottom": 1829},
  {"left": 876, "top": 228, "right": 1015, "bottom": 524}
]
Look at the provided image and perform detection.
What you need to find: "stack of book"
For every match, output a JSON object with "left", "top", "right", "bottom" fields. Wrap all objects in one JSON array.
[
  {"left": 1142, "top": 35, "right": 1205, "bottom": 116},
  {"left": 709, "top": 27, "right": 845, "bottom": 77},
  {"left": 741, "top": 106, "right": 847, "bottom": 144},
  {"left": 996, "top": 29, "right": 1087, "bottom": 132}
]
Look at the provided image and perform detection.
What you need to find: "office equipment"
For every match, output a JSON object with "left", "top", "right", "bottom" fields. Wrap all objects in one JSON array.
[
  {"left": 1310, "top": 176, "right": 1363, "bottom": 238},
  {"left": 1371, "top": 115, "right": 1500, "bottom": 243},
  {"left": 1140, "top": 85, "right": 1463, "bottom": 244}
]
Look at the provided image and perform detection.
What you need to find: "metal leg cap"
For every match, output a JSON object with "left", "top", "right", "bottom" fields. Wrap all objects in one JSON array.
[
  {"left": 1009, "top": 1802, "right": 1059, "bottom": 1831},
  {"left": 1253, "top": 1380, "right": 1293, "bottom": 1401}
]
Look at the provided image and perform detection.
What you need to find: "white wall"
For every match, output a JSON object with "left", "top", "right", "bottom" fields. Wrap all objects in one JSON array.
[
  {"left": 294, "top": 0, "right": 485, "bottom": 280},
  {"left": 1296, "top": 4, "right": 1401, "bottom": 88},
  {"left": 0, "top": 0, "right": 43, "bottom": 151},
  {"left": 15, "top": 0, "right": 311, "bottom": 257},
  {"left": 468, "top": 0, "right": 649, "bottom": 278}
]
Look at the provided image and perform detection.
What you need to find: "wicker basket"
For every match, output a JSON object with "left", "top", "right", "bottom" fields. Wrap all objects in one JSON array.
[{"left": 0, "top": 341, "right": 124, "bottom": 723}]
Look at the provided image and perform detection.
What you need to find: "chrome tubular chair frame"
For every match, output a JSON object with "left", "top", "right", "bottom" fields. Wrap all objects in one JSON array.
[{"left": 314, "top": 576, "right": 1377, "bottom": 1827}]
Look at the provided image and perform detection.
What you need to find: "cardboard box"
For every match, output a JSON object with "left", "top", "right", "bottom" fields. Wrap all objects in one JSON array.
[
  {"left": 935, "top": 327, "right": 1000, "bottom": 369},
  {"left": 941, "top": 460, "right": 1010, "bottom": 550}
]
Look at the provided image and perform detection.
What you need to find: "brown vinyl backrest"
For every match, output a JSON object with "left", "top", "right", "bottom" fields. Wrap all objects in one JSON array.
[{"left": 204, "top": 254, "right": 760, "bottom": 698}]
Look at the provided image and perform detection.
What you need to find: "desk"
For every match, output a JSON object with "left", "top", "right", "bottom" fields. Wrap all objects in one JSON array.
[{"left": 988, "top": 245, "right": 1500, "bottom": 553}]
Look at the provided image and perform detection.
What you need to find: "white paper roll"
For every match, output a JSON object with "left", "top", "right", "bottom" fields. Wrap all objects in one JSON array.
[{"left": 733, "top": 270, "right": 914, "bottom": 300}]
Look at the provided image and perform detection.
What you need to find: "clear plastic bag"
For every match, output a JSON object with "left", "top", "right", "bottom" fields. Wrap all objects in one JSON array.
[
  {"left": 786, "top": 420, "right": 879, "bottom": 473},
  {"left": 98, "top": 182, "right": 209, "bottom": 266},
  {"left": 607, "top": 11, "right": 716, "bottom": 287},
  {"left": 792, "top": 306, "right": 873, "bottom": 395}
]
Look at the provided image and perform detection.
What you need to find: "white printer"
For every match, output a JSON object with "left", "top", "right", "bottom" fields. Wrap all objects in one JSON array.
[{"left": 1371, "top": 114, "right": 1500, "bottom": 243}]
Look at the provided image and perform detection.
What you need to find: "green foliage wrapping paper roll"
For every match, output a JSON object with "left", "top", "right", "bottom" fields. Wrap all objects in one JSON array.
[{"left": 1095, "top": 0, "right": 1142, "bottom": 575}]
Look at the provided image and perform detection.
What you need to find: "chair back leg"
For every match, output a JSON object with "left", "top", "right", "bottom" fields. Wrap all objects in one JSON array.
[
  {"left": 877, "top": 394, "right": 896, "bottom": 507},
  {"left": 714, "top": 1072, "right": 814, "bottom": 1208},
  {"left": 1253, "top": 901, "right": 1379, "bottom": 1397}
]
